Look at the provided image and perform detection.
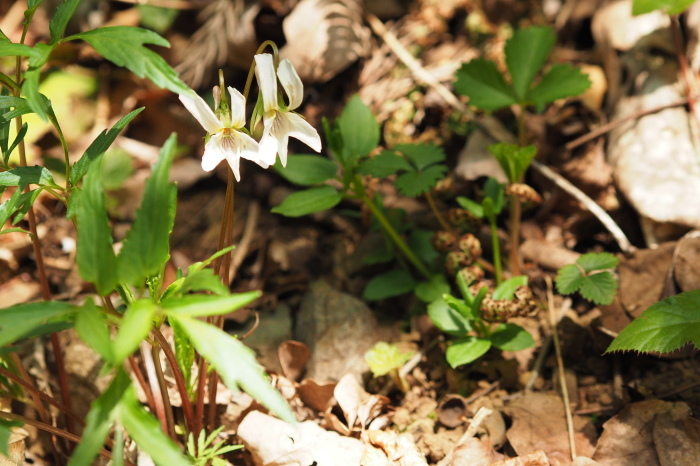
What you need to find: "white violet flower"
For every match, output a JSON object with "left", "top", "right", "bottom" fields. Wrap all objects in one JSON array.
[
  {"left": 255, "top": 53, "right": 322, "bottom": 167},
  {"left": 179, "top": 87, "right": 266, "bottom": 181}
]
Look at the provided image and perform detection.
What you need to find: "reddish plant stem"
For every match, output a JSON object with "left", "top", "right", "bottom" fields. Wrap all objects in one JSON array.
[
  {"left": 150, "top": 342, "right": 176, "bottom": 440},
  {"left": 193, "top": 359, "right": 208, "bottom": 438},
  {"left": 669, "top": 15, "right": 700, "bottom": 135},
  {"left": 127, "top": 355, "right": 157, "bottom": 416},
  {"left": 151, "top": 328, "right": 194, "bottom": 432},
  {"left": 141, "top": 344, "right": 170, "bottom": 438}
]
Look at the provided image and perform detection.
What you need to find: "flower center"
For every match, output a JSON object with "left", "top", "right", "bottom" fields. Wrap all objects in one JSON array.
[{"left": 219, "top": 128, "right": 238, "bottom": 151}]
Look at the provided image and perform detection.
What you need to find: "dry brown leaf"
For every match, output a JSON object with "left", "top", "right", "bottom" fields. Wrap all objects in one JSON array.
[
  {"left": 492, "top": 450, "right": 550, "bottom": 466},
  {"left": 237, "top": 410, "right": 364, "bottom": 466},
  {"left": 296, "top": 379, "right": 336, "bottom": 412},
  {"left": 437, "top": 394, "right": 471, "bottom": 428},
  {"left": 362, "top": 430, "right": 428, "bottom": 465},
  {"left": 333, "top": 374, "right": 390, "bottom": 432},
  {"left": 438, "top": 437, "right": 503, "bottom": 466},
  {"left": 278, "top": 340, "right": 312, "bottom": 382}
]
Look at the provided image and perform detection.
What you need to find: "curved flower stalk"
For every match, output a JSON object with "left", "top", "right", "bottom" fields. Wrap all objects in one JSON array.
[
  {"left": 254, "top": 53, "right": 322, "bottom": 167},
  {"left": 179, "top": 87, "right": 267, "bottom": 181}
]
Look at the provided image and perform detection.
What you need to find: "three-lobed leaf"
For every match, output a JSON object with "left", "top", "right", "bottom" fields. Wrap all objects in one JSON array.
[
  {"left": 395, "top": 165, "right": 448, "bottom": 197},
  {"left": 488, "top": 143, "right": 537, "bottom": 184},
  {"left": 505, "top": 26, "right": 556, "bottom": 101},
  {"left": 607, "top": 290, "right": 700, "bottom": 354},
  {"left": 365, "top": 342, "right": 414, "bottom": 377},
  {"left": 454, "top": 58, "right": 516, "bottom": 110},
  {"left": 357, "top": 151, "right": 412, "bottom": 178},
  {"left": 577, "top": 252, "right": 619, "bottom": 273},
  {"left": 271, "top": 185, "right": 342, "bottom": 217},
  {"left": 556, "top": 253, "right": 619, "bottom": 305}
]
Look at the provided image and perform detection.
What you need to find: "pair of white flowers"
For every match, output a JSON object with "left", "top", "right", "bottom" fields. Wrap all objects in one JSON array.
[{"left": 179, "top": 54, "right": 321, "bottom": 181}]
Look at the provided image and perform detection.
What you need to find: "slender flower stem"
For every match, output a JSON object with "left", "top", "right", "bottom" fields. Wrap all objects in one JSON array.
[
  {"left": 488, "top": 212, "right": 502, "bottom": 285},
  {"left": 353, "top": 176, "right": 431, "bottom": 279},
  {"left": 141, "top": 343, "right": 170, "bottom": 439},
  {"left": 509, "top": 195, "right": 522, "bottom": 276},
  {"left": 152, "top": 328, "right": 194, "bottom": 432},
  {"left": 127, "top": 355, "right": 157, "bottom": 416},
  {"left": 151, "top": 342, "right": 176, "bottom": 440},
  {"left": 425, "top": 191, "right": 454, "bottom": 235},
  {"left": 242, "top": 40, "right": 279, "bottom": 100}
]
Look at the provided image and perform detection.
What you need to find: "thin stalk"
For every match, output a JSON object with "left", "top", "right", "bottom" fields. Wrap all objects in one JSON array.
[
  {"left": 508, "top": 195, "right": 522, "bottom": 276},
  {"left": 193, "top": 359, "right": 208, "bottom": 438},
  {"left": 487, "top": 213, "right": 502, "bottom": 285},
  {"left": 425, "top": 191, "right": 454, "bottom": 235},
  {"left": 0, "top": 73, "right": 19, "bottom": 92},
  {"left": 127, "top": 355, "right": 157, "bottom": 416},
  {"left": 150, "top": 342, "right": 176, "bottom": 440},
  {"left": 242, "top": 40, "right": 279, "bottom": 100},
  {"left": 353, "top": 176, "right": 431, "bottom": 279},
  {"left": 141, "top": 343, "right": 170, "bottom": 439},
  {"left": 151, "top": 328, "right": 194, "bottom": 432}
]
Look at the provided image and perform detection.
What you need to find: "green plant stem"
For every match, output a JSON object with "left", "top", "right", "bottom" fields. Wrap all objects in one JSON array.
[
  {"left": 488, "top": 213, "right": 502, "bottom": 285},
  {"left": 509, "top": 194, "right": 522, "bottom": 276},
  {"left": 425, "top": 191, "right": 454, "bottom": 235},
  {"left": 0, "top": 72, "right": 19, "bottom": 92},
  {"left": 152, "top": 328, "right": 194, "bottom": 433},
  {"left": 353, "top": 176, "right": 431, "bottom": 279},
  {"left": 242, "top": 40, "right": 280, "bottom": 100}
]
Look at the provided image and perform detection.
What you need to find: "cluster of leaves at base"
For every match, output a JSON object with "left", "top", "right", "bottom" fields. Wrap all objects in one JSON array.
[
  {"left": 454, "top": 26, "right": 590, "bottom": 111},
  {"left": 456, "top": 177, "right": 505, "bottom": 222},
  {"left": 365, "top": 342, "right": 415, "bottom": 378},
  {"left": 427, "top": 275, "right": 534, "bottom": 368},
  {"left": 555, "top": 252, "right": 619, "bottom": 305}
]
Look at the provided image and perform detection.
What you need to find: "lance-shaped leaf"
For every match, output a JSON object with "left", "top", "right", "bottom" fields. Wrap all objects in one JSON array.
[
  {"left": 112, "top": 300, "right": 156, "bottom": 364},
  {"left": 0, "top": 301, "right": 78, "bottom": 347},
  {"left": 117, "top": 133, "right": 177, "bottom": 286},
  {"left": 76, "top": 156, "right": 118, "bottom": 295},
  {"left": 161, "top": 292, "right": 260, "bottom": 318},
  {"left": 50, "top": 0, "right": 83, "bottom": 44},
  {"left": 271, "top": 185, "right": 342, "bottom": 217},
  {"left": 0, "top": 166, "right": 60, "bottom": 188}
]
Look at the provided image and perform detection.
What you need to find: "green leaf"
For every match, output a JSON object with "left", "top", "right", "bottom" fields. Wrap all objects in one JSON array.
[
  {"left": 483, "top": 177, "right": 505, "bottom": 214},
  {"left": 117, "top": 387, "right": 191, "bottom": 466},
  {"left": 75, "top": 301, "right": 114, "bottom": 364},
  {"left": 488, "top": 143, "right": 537, "bottom": 184},
  {"left": 66, "top": 27, "right": 189, "bottom": 94},
  {"left": 409, "top": 228, "right": 440, "bottom": 265},
  {"left": 0, "top": 96, "right": 32, "bottom": 121},
  {"left": 365, "top": 342, "right": 414, "bottom": 377},
  {"left": 21, "top": 68, "right": 48, "bottom": 122},
  {"left": 76, "top": 156, "right": 119, "bottom": 296},
  {"left": 492, "top": 275, "right": 528, "bottom": 300},
  {"left": 171, "top": 315, "right": 295, "bottom": 423},
  {"left": 50, "top": 0, "right": 82, "bottom": 44},
  {"left": 271, "top": 185, "right": 342, "bottom": 217},
  {"left": 0, "top": 189, "right": 36, "bottom": 228},
  {"left": 0, "top": 44, "right": 43, "bottom": 60},
  {"left": 490, "top": 323, "right": 534, "bottom": 351},
  {"left": 454, "top": 58, "right": 516, "bottom": 111},
  {"left": 4, "top": 122, "right": 28, "bottom": 165},
  {"left": 578, "top": 271, "right": 617, "bottom": 305},
  {"left": 69, "top": 108, "right": 144, "bottom": 186},
  {"left": 117, "top": 133, "right": 177, "bottom": 286},
  {"left": 112, "top": 300, "right": 156, "bottom": 364},
  {"left": 577, "top": 252, "right": 619, "bottom": 273},
  {"left": 394, "top": 143, "right": 445, "bottom": 171},
  {"left": 446, "top": 337, "right": 491, "bottom": 368},
  {"left": 68, "top": 369, "right": 131, "bottom": 466},
  {"left": 0, "top": 301, "right": 77, "bottom": 347},
  {"left": 527, "top": 64, "right": 591, "bottom": 107},
  {"left": 0, "top": 419, "right": 22, "bottom": 457},
  {"left": 275, "top": 154, "right": 337, "bottom": 186},
  {"left": 607, "top": 290, "right": 700, "bottom": 353},
  {"left": 161, "top": 292, "right": 260, "bottom": 317},
  {"left": 505, "top": 26, "right": 556, "bottom": 101},
  {"left": 0, "top": 166, "right": 59, "bottom": 188},
  {"left": 172, "top": 268, "right": 229, "bottom": 296},
  {"left": 100, "top": 149, "right": 134, "bottom": 190},
  {"left": 170, "top": 318, "right": 194, "bottom": 389},
  {"left": 415, "top": 274, "right": 450, "bottom": 303},
  {"left": 456, "top": 196, "right": 484, "bottom": 218},
  {"left": 363, "top": 269, "right": 417, "bottom": 300},
  {"left": 427, "top": 298, "right": 471, "bottom": 336},
  {"left": 337, "top": 95, "right": 379, "bottom": 163},
  {"left": 357, "top": 150, "right": 413, "bottom": 178},
  {"left": 632, "top": 0, "right": 697, "bottom": 15},
  {"left": 445, "top": 294, "right": 475, "bottom": 319},
  {"left": 395, "top": 165, "right": 448, "bottom": 197},
  {"left": 555, "top": 264, "right": 583, "bottom": 295}
]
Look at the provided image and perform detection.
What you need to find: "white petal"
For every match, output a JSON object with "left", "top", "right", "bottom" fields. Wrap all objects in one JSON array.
[
  {"left": 258, "top": 132, "right": 280, "bottom": 167},
  {"left": 286, "top": 112, "right": 322, "bottom": 153},
  {"left": 235, "top": 132, "right": 269, "bottom": 168},
  {"left": 224, "top": 152, "right": 242, "bottom": 182},
  {"left": 227, "top": 87, "right": 247, "bottom": 129},
  {"left": 179, "top": 91, "right": 222, "bottom": 134},
  {"left": 277, "top": 132, "right": 290, "bottom": 167},
  {"left": 254, "top": 54, "right": 278, "bottom": 113},
  {"left": 277, "top": 59, "right": 304, "bottom": 110},
  {"left": 201, "top": 135, "right": 227, "bottom": 171}
]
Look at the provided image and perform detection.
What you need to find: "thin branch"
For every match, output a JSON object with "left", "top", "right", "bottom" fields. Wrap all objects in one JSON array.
[
  {"left": 127, "top": 355, "right": 158, "bottom": 417},
  {"left": 151, "top": 328, "right": 194, "bottom": 432},
  {"left": 140, "top": 342, "right": 170, "bottom": 438}
]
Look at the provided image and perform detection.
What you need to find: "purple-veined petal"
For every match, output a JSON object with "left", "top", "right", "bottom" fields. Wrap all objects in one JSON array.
[
  {"left": 179, "top": 91, "right": 222, "bottom": 134},
  {"left": 277, "top": 59, "right": 304, "bottom": 110},
  {"left": 228, "top": 87, "right": 247, "bottom": 129},
  {"left": 286, "top": 112, "right": 322, "bottom": 152},
  {"left": 201, "top": 135, "right": 228, "bottom": 171},
  {"left": 254, "top": 54, "right": 279, "bottom": 113}
]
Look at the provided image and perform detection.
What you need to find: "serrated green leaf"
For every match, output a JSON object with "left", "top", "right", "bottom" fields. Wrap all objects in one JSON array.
[
  {"left": 363, "top": 269, "right": 416, "bottom": 300},
  {"left": 271, "top": 185, "right": 342, "bottom": 217},
  {"left": 117, "top": 387, "right": 190, "bottom": 466},
  {"left": 112, "top": 300, "right": 156, "bottom": 364},
  {"left": 275, "top": 154, "right": 337, "bottom": 186},
  {"left": 456, "top": 196, "right": 484, "bottom": 218},
  {"left": 488, "top": 143, "right": 537, "bottom": 184},
  {"left": 0, "top": 301, "right": 77, "bottom": 347},
  {"left": 0, "top": 43, "right": 43, "bottom": 60},
  {"left": 176, "top": 268, "right": 229, "bottom": 296},
  {"left": 4, "top": 122, "right": 28, "bottom": 165},
  {"left": 578, "top": 271, "right": 617, "bottom": 305},
  {"left": 357, "top": 150, "right": 413, "bottom": 178},
  {"left": 427, "top": 298, "right": 471, "bottom": 336},
  {"left": 117, "top": 134, "right": 177, "bottom": 286},
  {"left": 0, "top": 189, "right": 32, "bottom": 228},
  {"left": 632, "top": 0, "right": 697, "bottom": 14},
  {"left": 170, "top": 317, "right": 194, "bottom": 389},
  {"left": 170, "top": 315, "right": 295, "bottom": 423},
  {"left": 365, "top": 342, "right": 414, "bottom": 377},
  {"left": 0, "top": 96, "right": 31, "bottom": 121},
  {"left": 68, "top": 369, "right": 131, "bottom": 466},
  {"left": 0, "top": 166, "right": 59, "bottom": 188},
  {"left": 394, "top": 143, "right": 445, "bottom": 171},
  {"left": 415, "top": 274, "right": 450, "bottom": 303},
  {"left": 76, "top": 156, "right": 118, "bottom": 296},
  {"left": 607, "top": 290, "right": 700, "bottom": 353},
  {"left": 75, "top": 301, "right": 113, "bottom": 364},
  {"left": 490, "top": 323, "right": 534, "bottom": 351},
  {"left": 49, "top": 0, "right": 82, "bottom": 44},
  {"left": 555, "top": 264, "right": 584, "bottom": 295},
  {"left": 506, "top": 26, "right": 556, "bottom": 101},
  {"left": 395, "top": 165, "right": 447, "bottom": 197},
  {"left": 577, "top": 252, "right": 619, "bottom": 273},
  {"left": 337, "top": 95, "right": 379, "bottom": 163},
  {"left": 161, "top": 292, "right": 260, "bottom": 317},
  {"left": 527, "top": 63, "right": 591, "bottom": 107},
  {"left": 492, "top": 275, "right": 528, "bottom": 300},
  {"left": 446, "top": 337, "right": 491, "bottom": 368},
  {"left": 454, "top": 58, "right": 516, "bottom": 111},
  {"left": 70, "top": 108, "right": 144, "bottom": 186},
  {"left": 66, "top": 27, "right": 188, "bottom": 94}
]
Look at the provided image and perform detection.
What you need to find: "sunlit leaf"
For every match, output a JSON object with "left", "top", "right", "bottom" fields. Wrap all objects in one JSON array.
[
  {"left": 275, "top": 154, "right": 337, "bottom": 186},
  {"left": 505, "top": 26, "right": 556, "bottom": 101},
  {"left": 527, "top": 64, "right": 591, "bottom": 107},
  {"left": 490, "top": 323, "right": 534, "bottom": 351},
  {"left": 427, "top": 298, "right": 472, "bottom": 336},
  {"left": 112, "top": 300, "right": 156, "bottom": 364},
  {"left": 271, "top": 186, "right": 342, "bottom": 217},
  {"left": 337, "top": 95, "right": 379, "bottom": 163},
  {"left": 446, "top": 337, "right": 491, "bottom": 368}
]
